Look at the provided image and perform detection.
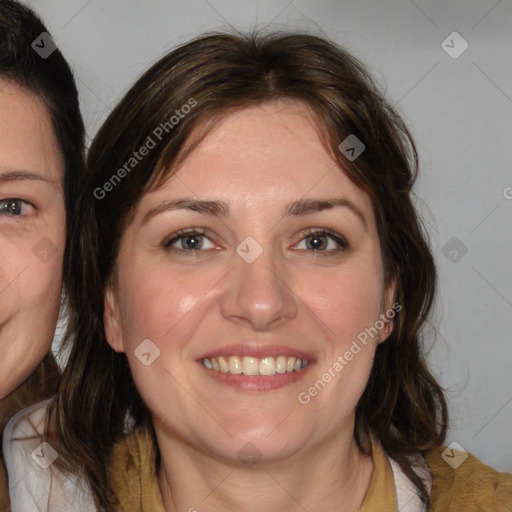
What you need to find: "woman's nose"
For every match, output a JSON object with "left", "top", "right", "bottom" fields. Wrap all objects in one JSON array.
[{"left": 220, "top": 239, "right": 298, "bottom": 332}]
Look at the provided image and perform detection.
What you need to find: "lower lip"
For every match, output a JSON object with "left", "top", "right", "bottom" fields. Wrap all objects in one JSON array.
[{"left": 199, "top": 363, "right": 315, "bottom": 392}]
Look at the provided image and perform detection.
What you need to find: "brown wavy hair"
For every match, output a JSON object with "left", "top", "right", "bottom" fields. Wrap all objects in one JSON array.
[{"left": 48, "top": 30, "right": 448, "bottom": 509}]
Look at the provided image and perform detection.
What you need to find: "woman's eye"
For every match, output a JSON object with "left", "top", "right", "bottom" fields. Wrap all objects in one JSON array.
[
  {"left": 164, "top": 229, "right": 216, "bottom": 253},
  {"left": 0, "top": 198, "right": 35, "bottom": 217},
  {"left": 294, "top": 229, "right": 348, "bottom": 255},
  {"left": 163, "top": 228, "right": 348, "bottom": 257}
]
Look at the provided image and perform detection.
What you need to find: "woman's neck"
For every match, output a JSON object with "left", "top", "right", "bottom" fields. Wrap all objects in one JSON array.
[{"left": 156, "top": 424, "right": 374, "bottom": 512}]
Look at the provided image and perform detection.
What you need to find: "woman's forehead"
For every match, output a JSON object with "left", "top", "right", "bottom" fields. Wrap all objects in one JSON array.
[
  {"left": 0, "top": 81, "right": 64, "bottom": 184},
  {"left": 182, "top": 106, "right": 354, "bottom": 186},
  {"left": 134, "top": 102, "right": 375, "bottom": 230},
  {"left": 192, "top": 100, "right": 323, "bottom": 149}
]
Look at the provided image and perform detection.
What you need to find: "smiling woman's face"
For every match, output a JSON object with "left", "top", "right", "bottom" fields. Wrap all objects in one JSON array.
[
  {"left": 105, "top": 100, "right": 396, "bottom": 462},
  {"left": 0, "top": 81, "right": 65, "bottom": 398}
]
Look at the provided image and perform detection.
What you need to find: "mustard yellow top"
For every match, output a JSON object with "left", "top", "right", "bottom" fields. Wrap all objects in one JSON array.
[{"left": 109, "top": 426, "right": 512, "bottom": 511}]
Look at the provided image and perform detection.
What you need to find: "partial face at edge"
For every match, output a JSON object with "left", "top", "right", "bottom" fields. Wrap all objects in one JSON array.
[
  {"left": 104, "top": 99, "right": 397, "bottom": 463},
  {"left": 0, "top": 80, "right": 65, "bottom": 398}
]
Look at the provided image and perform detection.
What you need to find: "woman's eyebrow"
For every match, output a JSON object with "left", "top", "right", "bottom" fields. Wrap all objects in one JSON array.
[
  {"left": 142, "top": 197, "right": 367, "bottom": 231},
  {"left": 0, "top": 169, "right": 57, "bottom": 186},
  {"left": 284, "top": 198, "right": 367, "bottom": 231}
]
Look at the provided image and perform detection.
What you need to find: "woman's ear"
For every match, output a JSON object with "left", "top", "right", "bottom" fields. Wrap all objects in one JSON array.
[
  {"left": 104, "top": 285, "right": 125, "bottom": 353},
  {"left": 380, "top": 271, "right": 399, "bottom": 342}
]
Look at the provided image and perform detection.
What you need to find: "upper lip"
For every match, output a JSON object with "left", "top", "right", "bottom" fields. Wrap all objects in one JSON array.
[{"left": 197, "top": 344, "right": 315, "bottom": 361}]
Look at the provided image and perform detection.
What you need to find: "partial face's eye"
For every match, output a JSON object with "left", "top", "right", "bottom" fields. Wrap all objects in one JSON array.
[{"left": 0, "top": 198, "right": 35, "bottom": 217}]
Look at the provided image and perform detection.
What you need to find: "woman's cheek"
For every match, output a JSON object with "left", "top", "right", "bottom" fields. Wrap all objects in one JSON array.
[
  {"left": 27, "top": 244, "right": 64, "bottom": 303},
  {"left": 300, "top": 269, "right": 382, "bottom": 338},
  {"left": 0, "top": 236, "right": 62, "bottom": 314},
  {"left": 117, "top": 263, "right": 204, "bottom": 349}
]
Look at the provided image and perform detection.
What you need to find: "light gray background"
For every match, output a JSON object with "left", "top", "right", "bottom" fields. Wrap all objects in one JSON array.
[{"left": 25, "top": 0, "right": 512, "bottom": 471}]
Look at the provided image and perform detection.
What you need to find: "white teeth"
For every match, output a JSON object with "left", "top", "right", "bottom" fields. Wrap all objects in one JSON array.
[
  {"left": 275, "top": 355, "right": 287, "bottom": 373},
  {"left": 259, "top": 357, "right": 275, "bottom": 375},
  {"left": 242, "top": 356, "right": 259, "bottom": 376},
  {"left": 229, "top": 356, "right": 242, "bottom": 374},
  {"left": 218, "top": 356, "right": 229, "bottom": 373},
  {"left": 202, "top": 355, "right": 309, "bottom": 375}
]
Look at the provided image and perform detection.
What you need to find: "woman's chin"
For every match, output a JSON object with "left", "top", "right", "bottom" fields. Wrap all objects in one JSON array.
[
  {"left": 187, "top": 424, "right": 318, "bottom": 467},
  {"left": 205, "top": 436, "right": 303, "bottom": 467}
]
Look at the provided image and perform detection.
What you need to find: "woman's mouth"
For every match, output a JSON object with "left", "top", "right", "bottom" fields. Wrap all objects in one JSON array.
[
  {"left": 202, "top": 355, "right": 309, "bottom": 375},
  {"left": 197, "top": 346, "right": 315, "bottom": 392}
]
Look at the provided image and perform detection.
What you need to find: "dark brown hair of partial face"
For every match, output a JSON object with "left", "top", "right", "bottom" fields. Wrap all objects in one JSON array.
[
  {"left": 0, "top": 0, "right": 85, "bottom": 303},
  {"left": 47, "top": 30, "right": 447, "bottom": 510},
  {"left": 0, "top": 0, "right": 84, "bottom": 508}
]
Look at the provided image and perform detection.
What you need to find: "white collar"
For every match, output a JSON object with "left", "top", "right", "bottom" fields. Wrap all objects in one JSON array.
[{"left": 388, "top": 453, "right": 433, "bottom": 511}]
